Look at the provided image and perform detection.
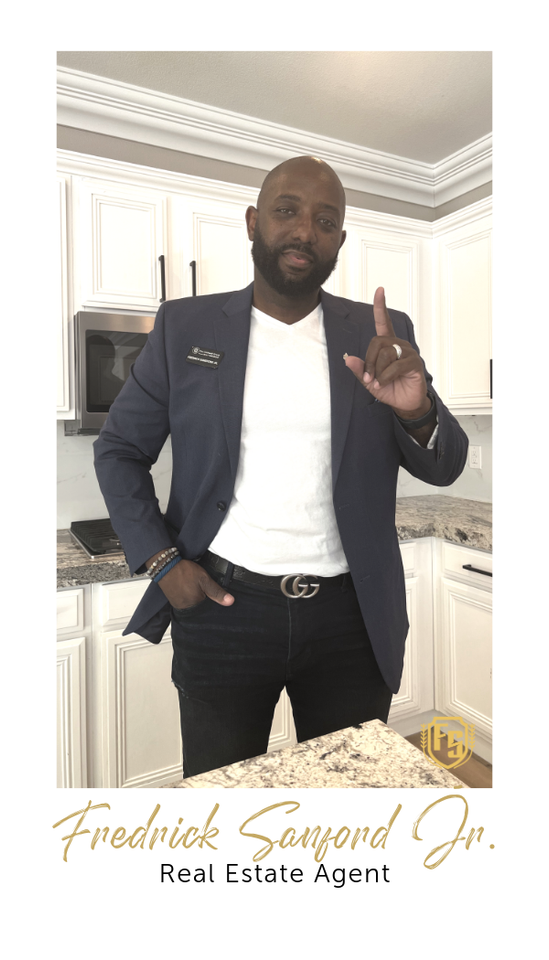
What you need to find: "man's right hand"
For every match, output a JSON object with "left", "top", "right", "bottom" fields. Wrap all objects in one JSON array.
[{"left": 146, "top": 555, "right": 234, "bottom": 610}]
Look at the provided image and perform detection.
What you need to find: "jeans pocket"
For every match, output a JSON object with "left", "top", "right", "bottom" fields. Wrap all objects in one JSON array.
[{"left": 172, "top": 597, "right": 210, "bottom": 620}]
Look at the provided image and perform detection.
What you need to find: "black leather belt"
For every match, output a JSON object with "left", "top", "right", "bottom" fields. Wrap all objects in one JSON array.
[{"left": 202, "top": 550, "right": 338, "bottom": 599}]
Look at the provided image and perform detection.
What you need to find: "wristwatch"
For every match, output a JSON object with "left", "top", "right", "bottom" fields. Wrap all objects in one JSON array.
[{"left": 395, "top": 391, "right": 437, "bottom": 430}]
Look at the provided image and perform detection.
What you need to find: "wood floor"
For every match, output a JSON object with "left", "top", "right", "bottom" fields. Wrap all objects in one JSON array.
[{"left": 406, "top": 732, "right": 492, "bottom": 788}]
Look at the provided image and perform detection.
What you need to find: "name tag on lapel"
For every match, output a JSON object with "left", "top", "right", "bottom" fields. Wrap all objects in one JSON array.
[{"left": 186, "top": 346, "right": 225, "bottom": 369}]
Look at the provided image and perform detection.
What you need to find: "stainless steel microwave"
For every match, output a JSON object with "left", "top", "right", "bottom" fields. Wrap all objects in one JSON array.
[{"left": 64, "top": 311, "right": 155, "bottom": 435}]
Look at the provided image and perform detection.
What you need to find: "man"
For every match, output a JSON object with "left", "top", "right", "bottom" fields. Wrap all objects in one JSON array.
[{"left": 94, "top": 156, "right": 468, "bottom": 778}]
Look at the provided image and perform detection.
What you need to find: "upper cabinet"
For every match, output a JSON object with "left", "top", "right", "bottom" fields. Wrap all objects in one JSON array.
[
  {"left": 434, "top": 207, "right": 492, "bottom": 413},
  {"left": 57, "top": 174, "right": 73, "bottom": 418},
  {"left": 341, "top": 217, "right": 433, "bottom": 371},
  {"left": 172, "top": 194, "right": 253, "bottom": 298},
  {"left": 72, "top": 177, "right": 168, "bottom": 311},
  {"left": 57, "top": 154, "right": 491, "bottom": 420}
]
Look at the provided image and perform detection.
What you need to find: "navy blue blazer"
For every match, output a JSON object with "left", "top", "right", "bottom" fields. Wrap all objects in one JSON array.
[{"left": 93, "top": 283, "right": 468, "bottom": 693}]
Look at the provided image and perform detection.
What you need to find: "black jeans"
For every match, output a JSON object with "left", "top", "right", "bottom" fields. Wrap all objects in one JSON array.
[{"left": 170, "top": 559, "right": 392, "bottom": 778}]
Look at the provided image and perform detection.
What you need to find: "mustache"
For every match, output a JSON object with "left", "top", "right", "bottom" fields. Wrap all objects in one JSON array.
[{"left": 278, "top": 242, "right": 317, "bottom": 262}]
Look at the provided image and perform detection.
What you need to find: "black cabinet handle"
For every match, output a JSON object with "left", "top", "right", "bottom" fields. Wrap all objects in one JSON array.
[
  {"left": 158, "top": 255, "right": 166, "bottom": 302},
  {"left": 462, "top": 563, "right": 492, "bottom": 578},
  {"left": 490, "top": 359, "right": 492, "bottom": 399},
  {"left": 190, "top": 260, "right": 197, "bottom": 297}
]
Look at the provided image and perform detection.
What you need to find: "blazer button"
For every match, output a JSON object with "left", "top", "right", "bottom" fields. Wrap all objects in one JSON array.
[{"left": 217, "top": 501, "right": 227, "bottom": 511}]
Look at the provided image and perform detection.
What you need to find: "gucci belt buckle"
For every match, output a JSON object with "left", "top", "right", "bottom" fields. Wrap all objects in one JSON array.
[{"left": 280, "top": 574, "right": 320, "bottom": 599}]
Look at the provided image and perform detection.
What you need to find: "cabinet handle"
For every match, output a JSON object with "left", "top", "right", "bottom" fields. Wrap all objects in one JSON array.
[
  {"left": 462, "top": 563, "right": 492, "bottom": 578},
  {"left": 490, "top": 359, "right": 492, "bottom": 399},
  {"left": 190, "top": 260, "right": 197, "bottom": 297},
  {"left": 158, "top": 255, "right": 166, "bottom": 302}
]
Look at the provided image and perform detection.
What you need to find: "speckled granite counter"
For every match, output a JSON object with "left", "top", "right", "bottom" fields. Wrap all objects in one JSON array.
[
  {"left": 56, "top": 528, "right": 139, "bottom": 588},
  {"left": 161, "top": 719, "right": 468, "bottom": 789},
  {"left": 395, "top": 495, "right": 491, "bottom": 552},
  {"left": 57, "top": 495, "right": 491, "bottom": 589}
]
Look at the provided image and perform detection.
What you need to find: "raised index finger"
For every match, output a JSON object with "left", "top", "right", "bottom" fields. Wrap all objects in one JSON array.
[{"left": 373, "top": 286, "right": 395, "bottom": 338}]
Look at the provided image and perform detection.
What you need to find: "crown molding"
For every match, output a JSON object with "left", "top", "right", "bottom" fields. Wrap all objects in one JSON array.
[
  {"left": 58, "top": 148, "right": 491, "bottom": 241},
  {"left": 57, "top": 67, "right": 492, "bottom": 209},
  {"left": 431, "top": 196, "right": 492, "bottom": 235}
]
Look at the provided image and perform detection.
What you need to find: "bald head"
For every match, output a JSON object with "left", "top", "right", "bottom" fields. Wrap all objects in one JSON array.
[
  {"left": 257, "top": 156, "right": 346, "bottom": 217},
  {"left": 246, "top": 154, "right": 347, "bottom": 310}
]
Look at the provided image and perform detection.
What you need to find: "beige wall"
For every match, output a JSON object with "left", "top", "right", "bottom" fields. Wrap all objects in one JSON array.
[{"left": 57, "top": 125, "right": 491, "bottom": 223}]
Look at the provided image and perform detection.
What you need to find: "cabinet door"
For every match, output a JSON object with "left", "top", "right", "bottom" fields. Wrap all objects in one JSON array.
[
  {"left": 342, "top": 226, "right": 421, "bottom": 315},
  {"left": 436, "top": 215, "right": 492, "bottom": 411},
  {"left": 57, "top": 636, "right": 87, "bottom": 787},
  {"left": 96, "top": 629, "right": 182, "bottom": 788},
  {"left": 389, "top": 539, "right": 434, "bottom": 722},
  {"left": 74, "top": 179, "right": 167, "bottom": 311},
  {"left": 172, "top": 195, "right": 253, "bottom": 298},
  {"left": 268, "top": 689, "right": 296, "bottom": 753},
  {"left": 57, "top": 175, "right": 73, "bottom": 417},
  {"left": 437, "top": 576, "right": 492, "bottom": 740}
]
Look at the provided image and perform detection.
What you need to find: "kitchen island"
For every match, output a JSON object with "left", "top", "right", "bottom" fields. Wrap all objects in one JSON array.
[{"left": 161, "top": 719, "right": 468, "bottom": 789}]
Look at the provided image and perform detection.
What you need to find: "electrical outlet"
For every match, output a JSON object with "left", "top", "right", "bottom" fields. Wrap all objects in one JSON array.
[{"left": 469, "top": 445, "right": 482, "bottom": 469}]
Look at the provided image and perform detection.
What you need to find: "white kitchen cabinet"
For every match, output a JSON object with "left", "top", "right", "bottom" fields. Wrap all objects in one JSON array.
[
  {"left": 56, "top": 576, "right": 296, "bottom": 789},
  {"left": 57, "top": 174, "right": 74, "bottom": 418},
  {"left": 57, "top": 636, "right": 87, "bottom": 788},
  {"left": 342, "top": 224, "right": 421, "bottom": 317},
  {"left": 434, "top": 541, "right": 492, "bottom": 756},
  {"left": 88, "top": 577, "right": 183, "bottom": 789},
  {"left": 56, "top": 586, "right": 89, "bottom": 787},
  {"left": 389, "top": 538, "right": 435, "bottom": 724},
  {"left": 269, "top": 691, "right": 296, "bottom": 752},
  {"left": 171, "top": 194, "right": 253, "bottom": 298},
  {"left": 57, "top": 154, "right": 491, "bottom": 431},
  {"left": 93, "top": 628, "right": 182, "bottom": 789},
  {"left": 72, "top": 177, "right": 168, "bottom": 312},
  {"left": 434, "top": 208, "right": 492, "bottom": 413}
]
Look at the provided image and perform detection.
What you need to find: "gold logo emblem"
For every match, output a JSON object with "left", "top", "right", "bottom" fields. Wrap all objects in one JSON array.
[{"left": 421, "top": 716, "right": 475, "bottom": 770}]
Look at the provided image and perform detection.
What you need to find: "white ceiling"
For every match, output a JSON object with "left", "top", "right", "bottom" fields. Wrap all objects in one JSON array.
[{"left": 56, "top": 51, "right": 492, "bottom": 165}]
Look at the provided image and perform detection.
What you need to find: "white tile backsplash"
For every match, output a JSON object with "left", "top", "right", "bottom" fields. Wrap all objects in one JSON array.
[
  {"left": 56, "top": 421, "right": 173, "bottom": 529},
  {"left": 396, "top": 414, "right": 492, "bottom": 501},
  {"left": 57, "top": 413, "right": 492, "bottom": 529}
]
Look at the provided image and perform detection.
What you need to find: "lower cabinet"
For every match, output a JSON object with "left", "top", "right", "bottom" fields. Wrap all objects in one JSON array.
[
  {"left": 92, "top": 629, "right": 182, "bottom": 789},
  {"left": 434, "top": 541, "right": 492, "bottom": 757},
  {"left": 389, "top": 538, "right": 434, "bottom": 724},
  {"left": 56, "top": 578, "right": 297, "bottom": 787},
  {"left": 56, "top": 587, "right": 89, "bottom": 788},
  {"left": 56, "top": 636, "right": 87, "bottom": 788},
  {"left": 56, "top": 537, "right": 492, "bottom": 787}
]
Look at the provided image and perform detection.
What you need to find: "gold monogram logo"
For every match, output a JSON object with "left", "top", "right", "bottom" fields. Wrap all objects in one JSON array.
[{"left": 421, "top": 716, "right": 475, "bottom": 771}]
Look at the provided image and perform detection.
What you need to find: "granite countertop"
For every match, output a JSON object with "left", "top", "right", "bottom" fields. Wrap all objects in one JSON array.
[
  {"left": 57, "top": 528, "right": 137, "bottom": 589},
  {"left": 395, "top": 495, "right": 491, "bottom": 551},
  {"left": 57, "top": 495, "right": 491, "bottom": 589},
  {"left": 161, "top": 719, "right": 468, "bottom": 789}
]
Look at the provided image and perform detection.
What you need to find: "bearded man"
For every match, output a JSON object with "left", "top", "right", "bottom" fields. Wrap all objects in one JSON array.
[{"left": 94, "top": 156, "right": 468, "bottom": 778}]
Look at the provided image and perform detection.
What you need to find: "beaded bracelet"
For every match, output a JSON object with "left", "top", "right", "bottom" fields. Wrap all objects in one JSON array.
[
  {"left": 150, "top": 550, "right": 181, "bottom": 578},
  {"left": 146, "top": 546, "right": 179, "bottom": 578},
  {"left": 153, "top": 556, "right": 182, "bottom": 583}
]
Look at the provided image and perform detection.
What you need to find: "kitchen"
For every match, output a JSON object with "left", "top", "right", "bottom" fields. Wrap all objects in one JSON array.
[{"left": 56, "top": 51, "right": 492, "bottom": 790}]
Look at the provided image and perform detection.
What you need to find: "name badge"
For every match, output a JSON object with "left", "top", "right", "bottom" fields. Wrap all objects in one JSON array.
[{"left": 186, "top": 346, "right": 225, "bottom": 369}]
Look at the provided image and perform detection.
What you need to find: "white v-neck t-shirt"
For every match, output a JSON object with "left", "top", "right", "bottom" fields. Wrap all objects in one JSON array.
[{"left": 208, "top": 303, "right": 349, "bottom": 575}]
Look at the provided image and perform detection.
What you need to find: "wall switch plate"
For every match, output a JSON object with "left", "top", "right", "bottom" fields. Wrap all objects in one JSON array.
[{"left": 469, "top": 445, "right": 482, "bottom": 469}]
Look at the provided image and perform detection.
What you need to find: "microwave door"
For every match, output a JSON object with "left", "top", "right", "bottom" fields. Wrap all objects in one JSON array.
[{"left": 85, "top": 331, "right": 147, "bottom": 414}]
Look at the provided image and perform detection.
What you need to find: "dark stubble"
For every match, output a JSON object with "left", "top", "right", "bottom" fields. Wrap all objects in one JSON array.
[{"left": 251, "top": 223, "right": 339, "bottom": 298}]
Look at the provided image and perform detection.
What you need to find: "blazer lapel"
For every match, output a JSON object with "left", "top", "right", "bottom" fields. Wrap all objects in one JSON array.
[
  {"left": 321, "top": 290, "right": 361, "bottom": 491},
  {"left": 213, "top": 284, "right": 254, "bottom": 480}
]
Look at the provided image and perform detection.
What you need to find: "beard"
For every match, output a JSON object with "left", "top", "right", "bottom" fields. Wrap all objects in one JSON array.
[{"left": 251, "top": 224, "right": 339, "bottom": 298}]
